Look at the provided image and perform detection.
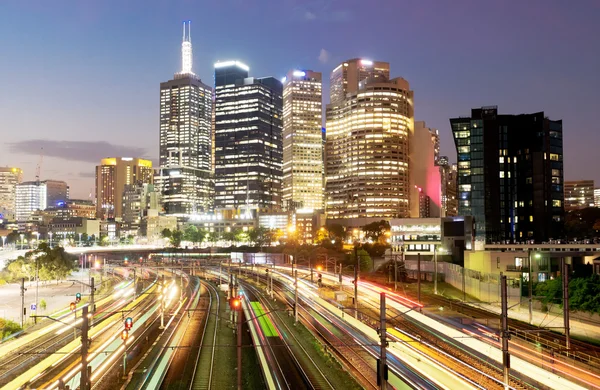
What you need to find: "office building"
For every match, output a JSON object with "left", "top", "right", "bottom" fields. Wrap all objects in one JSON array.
[
  {"left": 595, "top": 188, "right": 600, "bottom": 208},
  {"left": 157, "top": 21, "right": 213, "bottom": 215},
  {"left": 326, "top": 58, "right": 413, "bottom": 222},
  {"left": 95, "top": 157, "right": 153, "bottom": 219},
  {"left": 214, "top": 61, "right": 283, "bottom": 212},
  {"left": 0, "top": 167, "right": 22, "bottom": 221},
  {"left": 438, "top": 157, "right": 458, "bottom": 217},
  {"left": 15, "top": 180, "right": 68, "bottom": 222},
  {"left": 122, "top": 183, "right": 160, "bottom": 234},
  {"left": 451, "top": 106, "right": 564, "bottom": 246},
  {"left": 410, "top": 121, "right": 441, "bottom": 218},
  {"left": 564, "top": 180, "right": 595, "bottom": 211},
  {"left": 282, "top": 69, "right": 323, "bottom": 211},
  {"left": 329, "top": 58, "right": 390, "bottom": 104}
]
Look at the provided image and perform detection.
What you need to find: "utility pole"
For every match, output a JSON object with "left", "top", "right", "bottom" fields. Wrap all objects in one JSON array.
[
  {"left": 294, "top": 270, "right": 298, "bottom": 323},
  {"left": 434, "top": 245, "right": 438, "bottom": 295},
  {"left": 269, "top": 268, "right": 273, "bottom": 299},
  {"left": 500, "top": 273, "right": 510, "bottom": 390},
  {"left": 237, "top": 301, "right": 243, "bottom": 390},
  {"left": 528, "top": 248, "right": 533, "bottom": 325},
  {"left": 354, "top": 245, "right": 359, "bottom": 319},
  {"left": 394, "top": 253, "right": 398, "bottom": 292},
  {"left": 378, "top": 292, "right": 388, "bottom": 390},
  {"left": 417, "top": 252, "right": 421, "bottom": 304},
  {"left": 34, "top": 256, "right": 39, "bottom": 324},
  {"left": 338, "top": 263, "right": 342, "bottom": 290},
  {"left": 562, "top": 258, "right": 570, "bottom": 356},
  {"left": 90, "top": 277, "right": 95, "bottom": 314},
  {"left": 80, "top": 306, "right": 90, "bottom": 390},
  {"left": 20, "top": 278, "right": 26, "bottom": 328}
]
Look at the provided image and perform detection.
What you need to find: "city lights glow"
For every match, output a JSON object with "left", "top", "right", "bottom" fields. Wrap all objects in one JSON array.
[{"left": 214, "top": 60, "right": 250, "bottom": 71}]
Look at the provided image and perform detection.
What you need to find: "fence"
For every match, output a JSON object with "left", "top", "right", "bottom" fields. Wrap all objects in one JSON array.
[{"left": 403, "top": 260, "right": 521, "bottom": 306}]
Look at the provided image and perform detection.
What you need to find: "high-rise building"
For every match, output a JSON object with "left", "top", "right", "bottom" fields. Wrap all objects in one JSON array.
[
  {"left": 595, "top": 188, "right": 600, "bottom": 208},
  {"left": 326, "top": 59, "right": 413, "bottom": 221},
  {"left": 95, "top": 157, "right": 153, "bottom": 219},
  {"left": 0, "top": 167, "right": 22, "bottom": 221},
  {"left": 214, "top": 61, "right": 283, "bottom": 212},
  {"left": 451, "top": 106, "right": 564, "bottom": 246},
  {"left": 157, "top": 21, "right": 213, "bottom": 216},
  {"left": 329, "top": 58, "right": 390, "bottom": 104},
  {"left": 438, "top": 157, "right": 458, "bottom": 217},
  {"left": 282, "top": 69, "right": 323, "bottom": 211},
  {"left": 122, "top": 183, "right": 160, "bottom": 234},
  {"left": 410, "top": 121, "right": 441, "bottom": 218},
  {"left": 15, "top": 180, "right": 69, "bottom": 222},
  {"left": 564, "top": 180, "right": 595, "bottom": 211}
]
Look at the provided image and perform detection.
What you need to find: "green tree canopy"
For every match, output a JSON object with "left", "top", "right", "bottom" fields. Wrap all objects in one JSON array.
[
  {"left": 362, "top": 220, "right": 391, "bottom": 243},
  {"left": 169, "top": 230, "right": 183, "bottom": 248}
]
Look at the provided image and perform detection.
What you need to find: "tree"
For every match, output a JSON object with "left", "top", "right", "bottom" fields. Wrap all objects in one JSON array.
[
  {"left": 183, "top": 225, "right": 199, "bottom": 243},
  {"left": 362, "top": 220, "right": 391, "bottom": 243},
  {"left": 328, "top": 224, "right": 346, "bottom": 241},
  {"left": 248, "top": 227, "right": 271, "bottom": 248},
  {"left": 207, "top": 231, "right": 221, "bottom": 246},
  {"left": 349, "top": 248, "right": 373, "bottom": 273},
  {"left": 169, "top": 230, "right": 183, "bottom": 248},
  {"left": 315, "top": 227, "right": 329, "bottom": 244},
  {"left": 161, "top": 228, "right": 172, "bottom": 239},
  {"left": 39, "top": 299, "right": 47, "bottom": 312}
]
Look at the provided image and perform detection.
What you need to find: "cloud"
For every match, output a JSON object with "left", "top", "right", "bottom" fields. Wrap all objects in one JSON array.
[
  {"left": 304, "top": 10, "right": 317, "bottom": 20},
  {"left": 10, "top": 140, "right": 148, "bottom": 164},
  {"left": 79, "top": 171, "right": 96, "bottom": 178},
  {"left": 318, "top": 48, "right": 331, "bottom": 63}
]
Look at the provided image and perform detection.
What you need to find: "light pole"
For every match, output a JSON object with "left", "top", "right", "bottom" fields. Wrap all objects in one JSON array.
[
  {"left": 79, "top": 233, "right": 82, "bottom": 247},
  {"left": 527, "top": 249, "right": 540, "bottom": 325},
  {"left": 20, "top": 234, "right": 24, "bottom": 250},
  {"left": 1, "top": 236, "right": 6, "bottom": 248},
  {"left": 35, "top": 232, "right": 40, "bottom": 247},
  {"left": 48, "top": 232, "right": 53, "bottom": 248}
]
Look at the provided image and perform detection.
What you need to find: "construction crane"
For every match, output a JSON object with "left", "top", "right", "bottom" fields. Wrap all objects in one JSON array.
[{"left": 35, "top": 148, "right": 43, "bottom": 184}]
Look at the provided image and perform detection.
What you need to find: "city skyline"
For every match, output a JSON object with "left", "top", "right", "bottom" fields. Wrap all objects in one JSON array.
[{"left": 1, "top": 1, "right": 599, "bottom": 198}]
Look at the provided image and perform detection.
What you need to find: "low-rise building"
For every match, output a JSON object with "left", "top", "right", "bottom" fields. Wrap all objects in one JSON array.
[{"left": 142, "top": 209, "right": 178, "bottom": 240}]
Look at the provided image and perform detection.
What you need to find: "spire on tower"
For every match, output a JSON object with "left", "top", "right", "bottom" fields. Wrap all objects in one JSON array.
[{"left": 181, "top": 20, "right": 193, "bottom": 74}]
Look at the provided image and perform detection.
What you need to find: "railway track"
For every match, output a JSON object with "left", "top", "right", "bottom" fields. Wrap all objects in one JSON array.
[{"left": 189, "top": 280, "right": 219, "bottom": 390}]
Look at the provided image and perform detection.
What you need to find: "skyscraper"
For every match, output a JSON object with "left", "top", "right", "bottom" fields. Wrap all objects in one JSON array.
[
  {"left": 564, "top": 180, "right": 595, "bottom": 211},
  {"left": 0, "top": 167, "right": 22, "bottom": 221},
  {"left": 282, "top": 69, "right": 323, "bottom": 211},
  {"left": 451, "top": 106, "right": 564, "bottom": 245},
  {"left": 326, "top": 59, "right": 413, "bottom": 221},
  {"left": 95, "top": 157, "right": 153, "bottom": 219},
  {"left": 410, "top": 121, "right": 441, "bottom": 218},
  {"left": 438, "top": 157, "right": 458, "bottom": 217},
  {"left": 16, "top": 180, "right": 69, "bottom": 222},
  {"left": 214, "top": 61, "right": 283, "bottom": 212},
  {"left": 157, "top": 21, "right": 213, "bottom": 215}
]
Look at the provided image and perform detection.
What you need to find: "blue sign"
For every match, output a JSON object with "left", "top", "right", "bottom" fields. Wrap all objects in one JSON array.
[{"left": 30, "top": 304, "right": 36, "bottom": 311}]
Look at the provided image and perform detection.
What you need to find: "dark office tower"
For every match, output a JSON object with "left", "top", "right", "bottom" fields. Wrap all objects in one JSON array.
[
  {"left": 451, "top": 106, "right": 564, "bottom": 246},
  {"left": 156, "top": 21, "right": 213, "bottom": 215},
  {"left": 214, "top": 61, "right": 283, "bottom": 212}
]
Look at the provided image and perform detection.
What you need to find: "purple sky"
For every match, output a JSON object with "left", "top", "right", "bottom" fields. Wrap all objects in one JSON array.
[{"left": 1, "top": 0, "right": 598, "bottom": 199}]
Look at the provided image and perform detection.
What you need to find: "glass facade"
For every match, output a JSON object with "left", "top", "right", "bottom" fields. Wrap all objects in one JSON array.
[
  {"left": 214, "top": 62, "right": 283, "bottom": 212},
  {"left": 0, "top": 167, "right": 22, "bottom": 221},
  {"left": 282, "top": 70, "right": 323, "bottom": 211},
  {"left": 451, "top": 107, "right": 564, "bottom": 245},
  {"left": 326, "top": 74, "right": 413, "bottom": 220}
]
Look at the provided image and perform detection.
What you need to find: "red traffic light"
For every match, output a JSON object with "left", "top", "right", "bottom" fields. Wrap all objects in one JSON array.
[
  {"left": 75, "top": 292, "right": 82, "bottom": 303},
  {"left": 121, "top": 329, "right": 129, "bottom": 340},
  {"left": 70, "top": 302, "right": 76, "bottom": 311},
  {"left": 125, "top": 317, "right": 133, "bottom": 330}
]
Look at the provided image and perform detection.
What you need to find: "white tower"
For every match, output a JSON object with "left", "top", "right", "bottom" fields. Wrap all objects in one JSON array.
[{"left": 181, "top": 20, "right": 193, "bottom": 74}]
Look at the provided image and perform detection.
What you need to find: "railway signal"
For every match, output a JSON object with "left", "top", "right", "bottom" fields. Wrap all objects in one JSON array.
[
  {"left": 75, "top": 292, "right": 81, "bottom": 303},
  {"left": 70, "top": 302, "right": 76, "bottom": 311},
  {"left": 125, "top": 317, "right": 133, "bottom": 330},
  {"left": 121, "top": 329, "right": 129, "bottom": 341}
]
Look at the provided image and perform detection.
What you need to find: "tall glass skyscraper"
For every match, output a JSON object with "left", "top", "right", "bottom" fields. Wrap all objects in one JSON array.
[
  {"left": 326, "top": 59, "right": 413, "bottom": 221},
  {"left": 214, "top": 61, "right": 283, "bottom": 212},
  {"left": 451, "top": 106, "right": 564, "bottom": 246},
  {"left": 157, "top": 21, "right": 213, "bottom": 215},
  {"left": 282, "top": 69, "right": 323, "bottom": 211}
]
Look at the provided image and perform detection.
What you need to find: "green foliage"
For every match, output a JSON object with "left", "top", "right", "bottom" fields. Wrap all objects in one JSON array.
[
  {"left": 248, "top": 227, "right": 273, "bottom": 247},
  {"left": 348, "top": 248, "right": 373, "bottom": 273},
  {"left": 361, "top": 220, "right": 390, "bottom": 243},
  {"left": 361, "top": 242, "right": 390, "bottom": 258},
  {"left": 183, "top": 225, "right": 207, "bottom": 245},
  {"left": 206, "top": 231, "right": 221, "bottom": 245},
  {"left": 3, "top": 243, "right": 75, "bottom": 282},
  {"left": 535, "top": 275, "right": 600, "bottom": 314},
  {"left": 169, "top": 230, "right": 183, "bottom": 248},
  {"left": 161, "top": 228, "right": 172, "bottom": 239},
  {"left": 0, "top": 318, "right": 22, "bottom": 340},
  {"left": 39, "top": 299, "right": 47, "bottom": 311},
  {"left": 327, "top": 224, "right": 346, "bottom": 241}
]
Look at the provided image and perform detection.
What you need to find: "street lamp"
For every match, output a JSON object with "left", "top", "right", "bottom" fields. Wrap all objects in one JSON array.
[
  {"left": 35, "top": 232, "right": 40, "bottom": 247},
  {"left": 1, "top": 236, "right": 6, "bottom": 248},
  {"left": 79, "top": 233, "right": 82, "bottom": 247},
  {"left": 48, "top": 232, "right": 53, "bottom": 248},
  {"left": 20, "top": 234, "right": 24, "bottom": 250}
]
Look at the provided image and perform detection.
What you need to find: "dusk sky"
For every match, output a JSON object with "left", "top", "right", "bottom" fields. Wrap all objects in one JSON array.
[{"left": 1, "top": 0, "right": 598, "bottom": 199}]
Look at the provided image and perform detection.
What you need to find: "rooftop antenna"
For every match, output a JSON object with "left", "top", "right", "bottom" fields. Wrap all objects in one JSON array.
[
  {"left": 181, "top": 20, "right": 193, "bottom": 74},
  {"left": 35, "top": 148, "right": 44, "bottom": 185}
]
